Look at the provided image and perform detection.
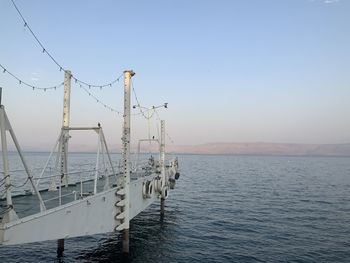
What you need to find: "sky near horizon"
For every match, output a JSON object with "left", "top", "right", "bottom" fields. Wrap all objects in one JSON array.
[{"left": 0, "top": 0, "right": 349, "bottom": 150}]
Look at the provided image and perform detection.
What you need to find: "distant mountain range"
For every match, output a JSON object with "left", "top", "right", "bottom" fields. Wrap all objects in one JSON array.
[
  {"left": 18, "top": 142, "right": 350, "bottom": 156},
  {"left": 165, "top": 142, "right": 350, "bottom": 156}
]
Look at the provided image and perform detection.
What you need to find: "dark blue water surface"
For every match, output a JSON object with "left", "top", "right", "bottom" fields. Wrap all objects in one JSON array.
[{"left": 1, "top": 154, "right": 350, "bottom": 262}]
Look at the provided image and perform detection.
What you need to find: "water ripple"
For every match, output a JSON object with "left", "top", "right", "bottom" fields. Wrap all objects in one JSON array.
[{"left": 0, "top": 154, "right": 350, "bottom": 262}]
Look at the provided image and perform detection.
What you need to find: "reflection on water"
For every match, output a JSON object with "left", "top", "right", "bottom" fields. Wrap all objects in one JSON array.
[{"left": 74, "top": 206, "right": 178, "bottom": 263}]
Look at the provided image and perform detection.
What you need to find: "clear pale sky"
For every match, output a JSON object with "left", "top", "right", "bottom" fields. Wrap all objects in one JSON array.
[{"left": 0, "top": 0, "right": 349, "bottom": 150}]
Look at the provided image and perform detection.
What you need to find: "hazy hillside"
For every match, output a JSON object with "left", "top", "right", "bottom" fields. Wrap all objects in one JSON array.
[
  {"left": 166, "top": 143, "right": 350, "bottom": 156},
  {"left": 19, "top": 142, "right": 350, "bottom": 156}
]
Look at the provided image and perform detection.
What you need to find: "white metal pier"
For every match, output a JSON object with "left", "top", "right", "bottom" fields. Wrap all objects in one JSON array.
[{"left": 0, "top": 70, "right": 180, "bottom": 255}]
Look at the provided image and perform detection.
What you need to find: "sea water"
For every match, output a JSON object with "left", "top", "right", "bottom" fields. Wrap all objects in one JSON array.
[{"left": 0, "top": 153, "right": 350, "bottom": 262}]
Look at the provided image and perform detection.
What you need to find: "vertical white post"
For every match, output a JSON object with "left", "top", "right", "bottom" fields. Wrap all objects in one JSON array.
[
  {"left": 36, "top": 132, "right": 62, "bottom": 188},
  {"left": 58, "top": 173, "right": 62, "bottom": 206},
  {"left": 94, "top": 129, "right": 101, "bottom": 195},
  {"left": 147, "top": 111, "right": 151, "bottom": 150},
  {"left": 100, "top": 129, "right": 116, "bottom": 179},
  {"left": 61, "top": 70, "right": 71, "bottom": 187},
  {"left": 57, "top": 70, "right": 70, "bottom": 257},
  {"left": 160, "top": 120, "right": 166, "bottom": 216},
  {"left": 100, "top": 130, "right": 110, "bottom": 191},
  {"left": 80, "top": 173, "right": 83, "bottom": 198},
  {"left": 0, "top": 105, "right": 18, "bottom": 223},
  {"left": 122, "top": 70, "right": 134, "bottom": 254},
  {"left": 160, "top": 120, "right": 165, "bottom": 180},
  {"left": 62, "top": 70, "right": 71, "bottom": 128}
]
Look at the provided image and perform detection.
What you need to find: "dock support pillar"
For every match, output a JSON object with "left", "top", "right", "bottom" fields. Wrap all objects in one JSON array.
[
  {"left": 122, "top": 229, "right": 129, "bottom": 254},
  {"left": 57, "top": 238, "right": 64, "bottom": 257},
  {"left": 160, "top": 198, "right": 165, "bottom": 217}
]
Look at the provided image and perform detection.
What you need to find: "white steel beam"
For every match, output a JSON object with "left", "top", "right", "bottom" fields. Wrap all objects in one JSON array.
[{"left": 0, "top": 106, "right": 18, "bottom": 223}]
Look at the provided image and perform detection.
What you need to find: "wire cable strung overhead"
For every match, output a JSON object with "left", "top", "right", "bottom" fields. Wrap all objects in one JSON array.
[
  {"left": 154, "top": 108, "right": 175, "bottom": 144},
  {"left": 131, "top": 78, "right": 168, "bottom": 119},
  {"left": 10, "top": 0, "right": 121, "bottom": 90},
  {"left": 0, "top": 63, "right": 63, "bottom": 91},
  {"left": 77, "top": 81, "right": 145, "bottom": 117},
  {"left": 75, "top": 82, "right": 123, "bottom": 115},
  {"left": 74, "top": 73, "right": 144, "bottom": 117},
  {"left": 130, "top": 78, "right": 175, "bottom": 144},
  {"left": 72, "top": 74, "right": 122, "bottom": 90},
  {"left": 8, "top": 0, "right": 173, "bottom": 125}
]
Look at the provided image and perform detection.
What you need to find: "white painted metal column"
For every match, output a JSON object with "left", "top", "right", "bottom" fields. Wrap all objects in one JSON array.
[
  {"left": 93, "top": 128, "right": 101, "bottom": 195},
  {"left": 61, "top": 70, "right": 71, "bottom": 187},
  {"left": 160, "top": 120, "right": 166, "bottom": 181},
  {"left": 57, "top": 70, "right": 71, "bottom": 256},
  {"left": 160, "top": 120, "right": 166, "bottom": 215},
  {"left": 121, "top": 70, "right": 134, "bottom": 254},
  {"left": 62, "top": 70, "right": 71, "bottom": 128}
]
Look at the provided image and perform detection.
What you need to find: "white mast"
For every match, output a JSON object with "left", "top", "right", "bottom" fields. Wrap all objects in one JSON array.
[
  {"left": 57, "top": 70, "right": 71, "bottom": 256},
  {"left": 61, "top": 70, "right": 71, "bottom": 187},
  {"left": 121, "top": 70, "right": 135, "bottom": 254},
  {"left": 160, "top": 120, "right": 166, "bottom": 215}
]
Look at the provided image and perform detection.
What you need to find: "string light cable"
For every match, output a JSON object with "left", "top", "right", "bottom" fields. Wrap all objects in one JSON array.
[
  {"left": 74, "top": 75, "right": 164, "bottom": 117},
  {"left": 75, "top": 81, "right": 123, "bottom": 115},
  {"left": 0, "top": 63, "right": 63, "bottom": 91},
  {"left": 10, "top": 0, "right": 121, "bottom": 90}
]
